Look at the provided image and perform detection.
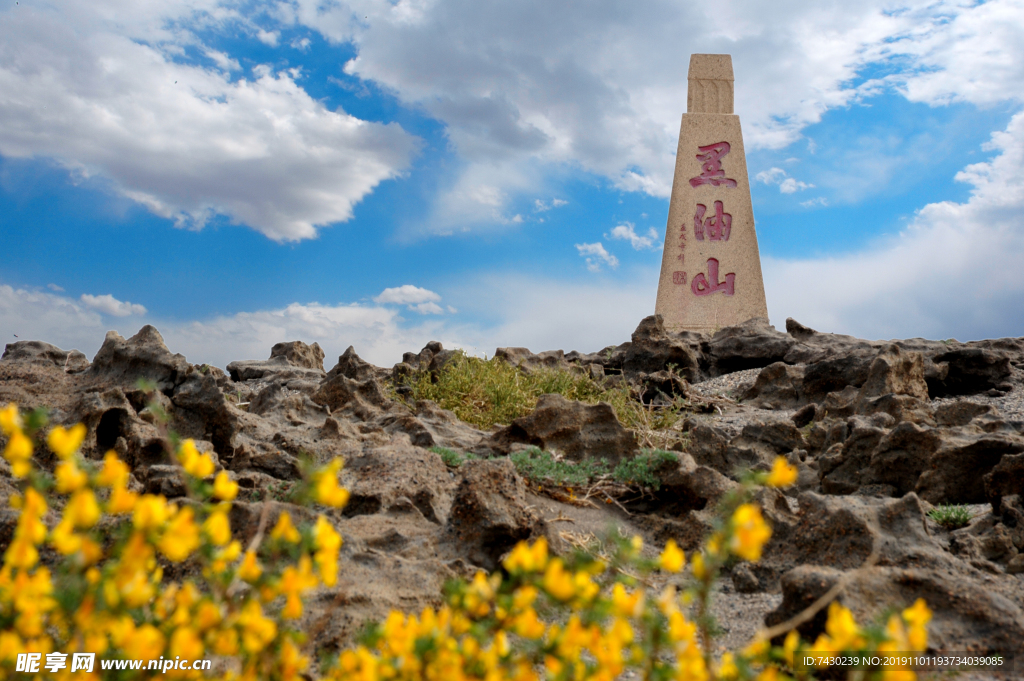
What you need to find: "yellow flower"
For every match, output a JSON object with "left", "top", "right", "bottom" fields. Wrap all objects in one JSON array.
[
  {"left": 47, "top": 424, "right": 86, "bottom": 460},
  {"left": 133, "top": 495, "right": 170, "bottom": 531},
  {"left": 3, "top": 431, "right": 33, "bottom": 477},
  {"left": 210, "top": 629, "right": 239, "bottom": 656},
  {"left": 169, "top": 626, "right": 204, "bottom": 661},
  {"left": 730, "top": 504, "right": 772, "bottom": 562},
  {"left": 178, "top": 439, "right": 215, "bottom": 479},
  {"left": 107, "top": 486, "right": 138, "bottom": 515},
  {"left": 270, "top": 512, "right": 302, "bottom": 543},
  {"left": 717, "top": 652, "right": 739, "bottom": 680},
  {"left": 691, "top": 552, "right": 707, "bottom": 580},
  {"left": 203, "top": 510, "right": 232, "bottom": 546},
  {"left": 238, "top": 550, "right": 263, "bottom": 582},
  {"left": 313, "top": 459, "right": 350, "bottom": 507},
  {"left": 659, "top": 539, "right": 685, "bottom": 573},
  {"left": 543, "top": 559, "right": 575, "bottom": 601},
  {"left": 611, "top": 583, "right": 644, "bottom": 618},
  {"left": 213, "top": 470, "right": 238, "bottom": 500},
  {"left": 504, "top": 537, "right": 549, "bottom": 573},
  {"left": 0, "top": 403, "right": 22, "bottom": 435},
  {"left": 314, "top": 515, "right": 342, "bottom": 586},
  {"left": 824, "top": 602, "right": 863, "bottom": 650},
  {"left": 766, "top": 456, "right": 799, "bottom": 487},
  {"left": 55, "top": 460, "right": 88, "bottom": 493},
  {"left": 64, "top": 490, "right": 101, "bottom": 529},
  {"left": 902, "top": 599, "right": 931, "bottom": 628},
  {"left": 237, "top": 600, "right": 277, "bottom": 653},
  {"left": 96, "top": 451, "right": 130, "bottom": 488},
  {"left": 157, "top": 506, "right": 201, "bottom": 562},
  {"left": 50, "top": 520, "right": 82, "bottom": 555},
  {"left": 123, "top": 624, "right": 165, "bottom": 661},
  {"left": 278, "top": 556, "right": 318, "bottom": 619}
]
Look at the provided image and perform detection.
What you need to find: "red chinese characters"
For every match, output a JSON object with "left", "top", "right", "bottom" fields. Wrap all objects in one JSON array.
[
  {"left": 673, "top": 271, "right": 687, "bottom": 285},
  {"left": 693, "top": 201, "right": 731, "bottom": 241},
  {"left": 689, "top": 142, "right": 738, "bottom": 188},
  {"left": 691, "top": 258, "right": 735, "bottom": 296}
]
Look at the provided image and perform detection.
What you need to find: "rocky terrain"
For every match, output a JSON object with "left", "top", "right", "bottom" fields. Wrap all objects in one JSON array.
[{"left": 2, "top": 316, "right": 1024, "bottom": 674}]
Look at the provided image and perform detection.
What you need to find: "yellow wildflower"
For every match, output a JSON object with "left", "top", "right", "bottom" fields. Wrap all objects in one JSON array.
[
  {"left": 3, "top": 431, "right": 33, "bottom": 477},
  {"left": 157, "top": 506, "right": 201, "bottom": 562},
  {"left": 270, "top": 512, "right": 301, "bottom": 543},
  {"left": 504, "top": 537, "right": 549, "bottom": 573},
  {"left": 0, "top": 403, "right": 21, "bottom": 435},
  {"left": 107, "top": 486, "right": 138, "bottom": 515},
  {"left": 203, "top": 510, "right": 232, "bottom": 546},
  {"left": 178, "top": 439, "right": 215, "bottom": 478},
  {"left": 314, "top": 515, "right": 342, "bottom": 586},
  {"left": 213, "top": 470, "right": 239, "bottom": 500},
  {"left": 730, "top": 503, "right": 772, "bottom": 562},
  {"left": 133, "top": 495, "right": 170, "bottom": 531},
  {"left": 659, "top": 539, "right": 685, "bottom": 573},
  {"left": 96, "top": 451, "right": 130, "bottom": 487},
  {"left": 237, "top": 600, "right": 277, "bottom": 653},
  {"left": 123, "top": 623, "right": 165, "bottom": 661},
  {"left": 238, "top": 550, "right": 263, "bottom": 582},
  {"left": 543, "top": 559, "right": 576, "bottom": 601},
  {"left": 47, "top": 424, "right": 86, "bottom": 460},
  {"left": 612, "top": 583, "right": 644, "bottom": 618},
  {"left": 55, "top": 460, "right": 88, "bottom": 493},
  {"left": 169, "top": 626, "right": 204, "bottom": 661},
  {"left": 313, "top": 458, "right": 350, "bottom": 507},
  {"left": 766, "top": 456, "right": 799, "bottom": 487},
  {"left": 64, "top": 490, "right": 101, "bottom": 529}
]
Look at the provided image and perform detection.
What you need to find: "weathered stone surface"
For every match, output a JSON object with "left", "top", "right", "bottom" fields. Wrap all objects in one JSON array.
[
  {"left": 916, "top": 435, "right": 1024, "bottom": 504},
  {"left": 270, "top": 340, "right": 325, "bottom": 371},
  {"left": 620, "top": 316, "right": 704, "bottom": 383},
  {"left": 443, "top": 458, "right": 546, "bottom": 570},
  {"left": 856, "top": 344, "right": 929, "bottom": 403},
  {"left": 490, "top": 393, "right": 638, "bottom": 465},
  {"left": 930, "top": 348, "right": 1013, "bottom": 397},
  {"left": 340, "top": 438, "right": 455, "bottom": 524},
  {"left": 708, "top": 317, "right": 796, "bottom": 374},
  {"left": 1, "top": 340, "right": 89, "bottom": 373},
  {"left": 88, "top": 326, "right": 190, "bottom": 392},
  {"left": 985, "top": 453, "right": 1024, "bottom": 508},
  {"left": 765, "top": 564, "right": 1024, "bottom": 656},
  {"left": 495, "top": 347, "right": 573, "bottom": 374},
  {"left": 312, "top": 372, "right": 390, "bottom": 418}
]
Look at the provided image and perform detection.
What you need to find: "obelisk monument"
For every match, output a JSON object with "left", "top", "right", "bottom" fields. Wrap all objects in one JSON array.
[{"left": 654, "top": 54, "right": 768, "bottom": 333}]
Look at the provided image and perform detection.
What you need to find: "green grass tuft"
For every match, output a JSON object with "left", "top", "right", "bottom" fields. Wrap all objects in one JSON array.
[
  {"left": 927, "top": 504, "right": 975, "bottom": 530},
  {"left": 611, "top": 449, "right": 679, "bottom": 490},
  {"left": 509, "top": 448, "right": 611, "bottom": 487},
  {"left": 430, "top": 446, "right": 480, "bottom": 468}
]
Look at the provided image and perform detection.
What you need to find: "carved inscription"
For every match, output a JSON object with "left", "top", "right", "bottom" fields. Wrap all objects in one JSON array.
[
  {"left": 691, "top": 258, "right": 735, "bottom": 297},
  {"left": 693, "top": 201, "right": 732, "bottom": 241},
  {"left": 689, "top": 142, "right": 738, "bottom": 188},
  {"left": 673, "top": 271, "right": 687, "bottom": 285}
]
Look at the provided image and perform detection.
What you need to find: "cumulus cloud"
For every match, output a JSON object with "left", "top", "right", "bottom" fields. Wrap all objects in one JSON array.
[
  {"left": 289, "top": 0, "right": 1023, "bottom": 227},
  {"left": 575, "top": 242, "right": 619, "bottom": 272},
  {"left": 80, "top": 294, "right": 147, "bottom": 317},
  {"left": 757, "top": 167, "right": 814, "bottom": 194},
  {"left": 800, "top": 197, "right": 829, "bottom": 208},
  {"left": 764, "top": 110, "right": 1024, "bottom": 341},
  {"left": 534, "top": 198, "right": 568, "bottom": 212},
  {"left": 607, "top": 222, "right": 659, "bottom": 250},
  {"left": 0, "top": 1, "right": 420, "bottom": 242},
  {"left": 373, "top": 285, "right": 442, "bottom": 305}
]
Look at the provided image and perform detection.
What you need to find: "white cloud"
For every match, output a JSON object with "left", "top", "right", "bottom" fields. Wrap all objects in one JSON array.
[
  {"left": 756, "top": 168, "right": 788, "bottom": 185},
  {"left": 757, "top": 167, "right": 813, "bottom": 194},
  {"left": 256, "top": 29, "right": 280, "bottom": 46},
  {"left": 0, "top": 1, "right": 420, "bottom": 242},
  {"left": 373, "top": 285, "right": 442, "bottom": 305},
  {"left": 414, "top": 302, "right": 444, "bottom": 315},
  {"left": 269, "top": 0, "right": 1023, "bottom": 230},
  {"left": 607, "top": 222, "right": 658, "bottom": 250},
  {"left": 291, "top": 37, "right": 312, "bottom": 51},
  {"left": 799, "top": 197, "right": 829, "bottom": 208},
  {"left": 764, "top": 110, "right": 1024, "bottom": 342},
  {"left": 534, "top": 198, "right": 568, "bottom": 212},
  {"left": 575, "top": 242, "right": 619, "bottom": 272},
  {"left": 80, "top": 294, "right": 147, "bottom": 317},
  {"left": 47, "top": 284, "right": 64, "bottom": 292},
  {"left": 779, "top": 177, "right": 813, "bottom": 194}
]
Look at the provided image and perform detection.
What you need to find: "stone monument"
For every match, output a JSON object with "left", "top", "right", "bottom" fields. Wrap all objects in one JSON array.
[{"left": 654, "top": 54, "right": 769, "bottom": 333}]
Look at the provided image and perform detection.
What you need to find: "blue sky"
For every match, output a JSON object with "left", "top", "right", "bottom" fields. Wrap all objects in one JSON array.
[{"left": 2, "top": 0, "right": 1023, "bottom": 368}]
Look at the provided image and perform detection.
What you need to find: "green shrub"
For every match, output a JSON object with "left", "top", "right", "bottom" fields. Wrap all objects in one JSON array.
[
  {"left": 509, "top": 447, "right": 611, "bottom": 487},
  {"left": 430, "top": 445, "right": 479, "bottom": 467},
  {"left": 612, "top": 449, "right": 679, "bottom": 490},
  {"left": 927, "top": 504, "right": 975, "bottom": 529}
]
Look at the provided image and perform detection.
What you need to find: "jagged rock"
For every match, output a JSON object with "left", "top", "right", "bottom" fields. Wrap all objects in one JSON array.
[
  {"left": 637, "top": 510, "right": 716, "bottom": 552},
  {"left": 743, "top": 362, "right": 805, "bottom": 409},
  {"left": 271, "top": 341, "right": 325, "bottom": 371},
  {"left": 87, "top": 326, "right": 190, "bottom": 392},
  {"left": 443, "top": 458, "right": 547, "bottom": 571},
  {"left": 312, "top": 372, "right": 390, "bottom": 419},
  {"left": 935, "top": 401, "right": 992, "bottom": 426},
  {"left": 985, "top": 453, "right": 1024, "bottom": 508},
  {"left": 765, "top": 564, "right": 1024, "bottom": 656},
  {"left": 634, "top": 370, "right": 689, "bottom": 402},
  {"left": 730, "top": 562, "right": 761, "bottom": 593},
  {"left": 1, "top": 340, "right": 89, "bottom": 373},
  {"left": 376, "top": 401, "right": 489, "bottom": 453},
  {"left": 489, "top": 393, "right": 638, "bottom": 465},
  {"left": 621, "top": 316, "right": 704, "bottom": 382},
  {"left": 327, "top": 346, "right": 380, "bottom": 382},
  {"left": 802, "top": 356, "right": 874, "bottom": 403},
  {"left": 684, "top": 423, "right": 731, "bottom": 472},
  {"left": 708, "top": 317, "right": 796, "bottom": 374},
  {"left": 340, "top": 438, "right": 454, "bottom": 524},
  {"left": 226, "top": 356, "right": 325, "bottom": 384},
  {"left": 856, "top": 344, "right": 929, "bottom": 403},
  {"left": 170, "top": 371, "right": 241, "bottom": 458},
  {"left": 930, "top": 348, "right": 1013, "bottom": 397},
  {"left": 917, "top": 435, "right": 1024, "bottom": 504},
  {"left": 494, "top": 347, "right": 573, "bottom": 374}
]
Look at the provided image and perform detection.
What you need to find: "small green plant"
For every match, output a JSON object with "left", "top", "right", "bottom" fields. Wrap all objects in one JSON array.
[
  {"left": 509, "top": 447, "right": 610, "bottom": 487},
  {"left": 430, "top": 446, "right": 480, "bottom": 468},
  {"left": 928, "top": 504, "right": 974, "bottom": 529},
  {"left": 611, "top": 449, "right": 678, "bottom": 490}
]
